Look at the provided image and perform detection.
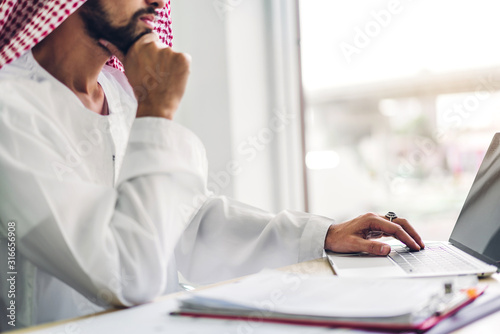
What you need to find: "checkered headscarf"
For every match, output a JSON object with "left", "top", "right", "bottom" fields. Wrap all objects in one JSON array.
[{"left": 0, "top": 0, "right": 173, "bottom": 71}]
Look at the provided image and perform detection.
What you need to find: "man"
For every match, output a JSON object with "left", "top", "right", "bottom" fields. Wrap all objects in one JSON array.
[{"left": 0, "top": 0, "right": 425, "bottom": 330}]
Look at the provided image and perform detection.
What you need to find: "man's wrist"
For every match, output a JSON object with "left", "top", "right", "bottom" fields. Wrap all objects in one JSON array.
[
  {"left": 136, "top": 103, "right": 176, "bottom": 120},
  {"left": 324, "top": 224, "right": 335, "bottom": 250}
]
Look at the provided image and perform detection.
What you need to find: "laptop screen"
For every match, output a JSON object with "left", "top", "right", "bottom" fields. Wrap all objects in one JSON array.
[{"left": 450, "top": 133, "right": 500, "bottom": 267}]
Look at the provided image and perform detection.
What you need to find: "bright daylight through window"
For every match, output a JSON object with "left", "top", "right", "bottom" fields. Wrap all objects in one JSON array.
[{"left": 299, "top": 0, "right": 500, "bottom": 239}]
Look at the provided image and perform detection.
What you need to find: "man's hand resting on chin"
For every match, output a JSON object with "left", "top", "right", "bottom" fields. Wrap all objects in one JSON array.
[
  {"left": 324, "top": 213, "right": 425, "bottom": 256},
  {"left": 100, "top": 33, "right": 191, "bottom": 121}
]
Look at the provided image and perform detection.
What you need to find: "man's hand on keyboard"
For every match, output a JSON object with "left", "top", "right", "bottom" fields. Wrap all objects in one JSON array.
[{"left": 324, "top": 213, "right": 425, "bottom": 256}]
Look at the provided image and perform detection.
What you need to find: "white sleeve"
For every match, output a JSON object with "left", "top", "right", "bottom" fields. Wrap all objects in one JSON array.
[
  {"left": 176, "top": 196, "right": 333, "bottom": 285},
  {"left": 0, "top": 102, "right": 208, "bottom": 307}
]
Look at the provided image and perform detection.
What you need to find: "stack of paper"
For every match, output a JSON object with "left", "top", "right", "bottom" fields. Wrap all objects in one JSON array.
[{"left": 173, "top": 270, "right": 482, "bottom": 332}]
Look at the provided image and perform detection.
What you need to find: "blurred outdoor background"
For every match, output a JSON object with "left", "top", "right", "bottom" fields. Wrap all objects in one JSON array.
[{"left": 300, "top": 0, "right": 500, "bottom": 239}]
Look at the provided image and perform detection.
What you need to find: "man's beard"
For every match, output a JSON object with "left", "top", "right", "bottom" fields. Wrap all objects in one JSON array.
[{"left": 79, "top": 0, "right": 156, "bottom": 54}]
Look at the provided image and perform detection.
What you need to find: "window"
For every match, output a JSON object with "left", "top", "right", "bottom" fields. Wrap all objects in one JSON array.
[{"left": 299, "top": 0, "right": 500, "bottom": 239}]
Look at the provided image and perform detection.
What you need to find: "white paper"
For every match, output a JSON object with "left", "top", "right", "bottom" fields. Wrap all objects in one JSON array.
[
  {"left": 29, "top": 298, "right": 360, "bottom": 334},
  {"left": 180, "top": 270, "right": 476, "bottom": 318}
]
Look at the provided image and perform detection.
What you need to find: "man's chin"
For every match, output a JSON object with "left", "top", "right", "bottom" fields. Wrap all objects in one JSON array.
[
  {"left": 134, "top": 29, "right": 154, "bottom": 42},
  {"left": 124, "top": 29, "right": 154, "bottom": 51}
]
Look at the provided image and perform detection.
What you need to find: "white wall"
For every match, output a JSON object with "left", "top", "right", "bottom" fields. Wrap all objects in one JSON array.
[{"left": 171, "top": 0, "right": 306, "bottom": 213}]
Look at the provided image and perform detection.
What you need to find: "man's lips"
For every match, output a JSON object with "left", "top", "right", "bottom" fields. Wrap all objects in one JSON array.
[{"left": 140, "top": 15, "right": 156, "bottom": 29}]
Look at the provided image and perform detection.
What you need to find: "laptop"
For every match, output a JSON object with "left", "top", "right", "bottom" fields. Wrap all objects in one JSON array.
[{"left": 327, "top": 133, "right": 500, "bottom": 278}]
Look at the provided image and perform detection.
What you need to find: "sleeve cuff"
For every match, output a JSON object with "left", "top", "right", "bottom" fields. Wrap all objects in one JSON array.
[{"left": 298, "top": 215, "right": 334, "bottom": 262}]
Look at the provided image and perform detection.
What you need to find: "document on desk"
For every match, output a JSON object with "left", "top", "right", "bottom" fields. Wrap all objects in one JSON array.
[{"left": 173, "top": 270, "right": 483, "bottom": 332}]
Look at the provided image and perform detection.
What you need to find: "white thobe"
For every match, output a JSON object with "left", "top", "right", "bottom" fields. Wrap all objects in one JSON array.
[{"left": 0, "top": 51, "right": 333, "bottom": 331}]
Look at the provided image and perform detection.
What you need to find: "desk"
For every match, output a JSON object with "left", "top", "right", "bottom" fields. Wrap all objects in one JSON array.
[{"left": 9, "top": 257, "right": 500, "bottom": 334}]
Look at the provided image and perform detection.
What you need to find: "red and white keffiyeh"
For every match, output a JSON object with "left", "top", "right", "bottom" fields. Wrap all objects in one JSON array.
[{"left": 0, "top": 0, "right": 173, "bottom": 71}]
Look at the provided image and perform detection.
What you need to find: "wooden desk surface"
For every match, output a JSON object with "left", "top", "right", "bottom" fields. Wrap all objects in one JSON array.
[{"left": 9, "top": 257, "right": 500, "bottom": 333}]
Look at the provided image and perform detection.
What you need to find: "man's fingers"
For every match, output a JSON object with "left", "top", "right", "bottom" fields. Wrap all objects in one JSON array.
[
  {"left": 356, "top": 239, "right": 391, "bottom": 256},
  {"left": 99, "top": 39, "right": 125, "bottom": 62},
  {"left": 392, "top": 217, "right": 425, "bottom": 249},
  {"left": 366, "top": 231, "right": 384, "bottom": 239},
  {"left": 324, "top": 213, "right": 424, "bottom": 255},
  {"left": 371, "top": 218, "right": 421, "bottom": 251}
]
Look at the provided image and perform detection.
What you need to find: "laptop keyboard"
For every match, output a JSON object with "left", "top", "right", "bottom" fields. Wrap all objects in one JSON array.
[{"left": 389, "top": 244, "right": 482, "bottom": 274}]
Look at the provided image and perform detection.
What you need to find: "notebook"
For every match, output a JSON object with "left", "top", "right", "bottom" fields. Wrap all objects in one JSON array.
[
  {"left": 172, "top": 270, "right": 484, "bottom": 332},
  {"left": 327, "top": 133, "right": 500, "bottom": 278}
]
